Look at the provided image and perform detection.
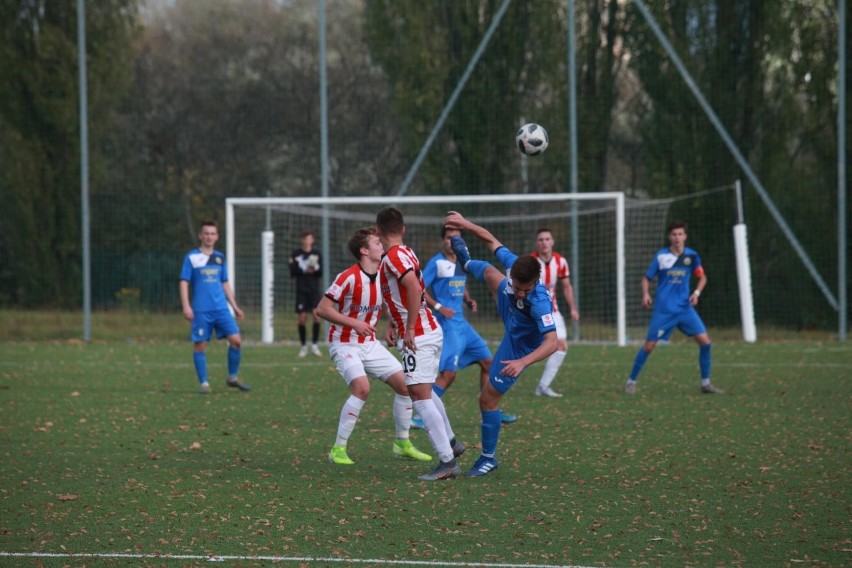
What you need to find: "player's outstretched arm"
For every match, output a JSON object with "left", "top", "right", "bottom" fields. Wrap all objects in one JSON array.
[{"left": 444, "top": 211, "right": 503, "bottom": 253}]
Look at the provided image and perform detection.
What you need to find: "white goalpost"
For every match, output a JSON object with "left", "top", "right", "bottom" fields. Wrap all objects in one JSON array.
[
  {"left": 260, "top": 229, "right": 275, "bottom": 344},
  {"left": 226, "top": 193, "right": 629, "bottom": 345}
]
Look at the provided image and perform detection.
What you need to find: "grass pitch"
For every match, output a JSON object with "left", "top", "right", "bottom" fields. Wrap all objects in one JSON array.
[{"left": 0, "top": 340, "right": 849, "bottom": 567}]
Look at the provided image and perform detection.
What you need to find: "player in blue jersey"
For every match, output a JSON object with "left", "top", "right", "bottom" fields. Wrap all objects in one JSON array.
[
  {"left": 624, "top": 221, "right": 722, "bottom": 395},
  {"left": 443, "top": 212, "right": 557, "bottom": 477},
  {"left": 415, "top": 226, "right": 517, "bottom": 428},
  {"left": 179, "top": 220, "right": 251, "bottom": 394}
]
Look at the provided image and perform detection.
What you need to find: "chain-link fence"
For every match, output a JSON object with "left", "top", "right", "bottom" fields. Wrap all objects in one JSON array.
[{"left": 1, "top": 0, "right": 846, "bottom": 340}]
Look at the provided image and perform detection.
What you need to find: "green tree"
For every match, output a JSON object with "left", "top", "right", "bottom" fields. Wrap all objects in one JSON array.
[
  {"left": 364, "top": 0, "right": 568, "bottom": 197},
  {"left": 0, "top": 0, "right": 138, "bottom": 307},
  {"left": 104, "top": 0, "right": 403, "bottom": 255},
  {"left": 624, "top": 0, "right": 840, "bottom": 327}
]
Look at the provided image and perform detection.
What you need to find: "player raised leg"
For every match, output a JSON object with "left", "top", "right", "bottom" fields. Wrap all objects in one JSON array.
[{"left": 445, "top": 212, "right": 558, "bottom": 477}]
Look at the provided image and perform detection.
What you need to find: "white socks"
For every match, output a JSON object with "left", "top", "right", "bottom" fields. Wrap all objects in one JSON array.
[
  {"left": 392, "top": 393, "right": 414, "bottom": 439},
  {"left": 538, "top": 350, "right": 566, "bottom": 389},
  {"left": 413, "top": 398, "right": 454, "bottom": 463},
  {"left": 335, "top": 394, "right": 365, "bottom": 447},
  {"left": 428, "top": 390, "right": 456, "bottom": 442}
]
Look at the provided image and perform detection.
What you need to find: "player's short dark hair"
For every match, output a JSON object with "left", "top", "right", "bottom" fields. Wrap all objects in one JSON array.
[
  {"left": 300, "top": 229, "right": 314, "bottom": 238},
  {"left": 348, "top": 227, "right": 376, "bottom": 260},
  {"left": 200, "top": 219, "right": 217, "bottom": 229},
  {"left": 441, "top": 225, "right": 460, "bottom": 238},
  {"left": 510, "top": 254, "right": 541, "bottom": 285},
  {"left": 376, "top": 207, "right": 405, "bottom": 235},
  {"left": 667, "top": 220, "right": 688, "bottom": 233},
  {"left": 535, "top": 227, "right": 552, "bottom": 237}
]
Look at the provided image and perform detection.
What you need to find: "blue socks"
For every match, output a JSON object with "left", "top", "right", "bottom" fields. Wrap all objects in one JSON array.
[
  {"left": 699, "top": 343, "right": 711, "bottom": 379},
  {"left": 466, "top": 260, "right": 490, "bottom": 282},
  {"left": 629, "top": 343, "right": 711, "bottom": 382},
  {"left": 228, "top": 346, "right": 241, "bottom": 377},
  {"left": 432, "top": 384, "right": 446, "bottom": 397},
  {"left": 480, "top": 409, "right": 502, "bottom": 456},
  {"left": 195, "top": 348, "right": 241, "bottom": 383},
  {"left": 629, "top": 348, "right": 650, "bottom": 381},
  {"left": 193, "top": 351, "right": 207, "bottom": 384}
]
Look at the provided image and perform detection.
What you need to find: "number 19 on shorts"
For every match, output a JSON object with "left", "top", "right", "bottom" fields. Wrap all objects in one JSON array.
[{"left": 402, "top": 352, "right": 417, "bottom": 374}]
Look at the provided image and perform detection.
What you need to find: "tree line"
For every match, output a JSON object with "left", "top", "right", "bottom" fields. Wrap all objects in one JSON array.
[{"left": 0, "top": 0, "right": 846, "bottom": 330}]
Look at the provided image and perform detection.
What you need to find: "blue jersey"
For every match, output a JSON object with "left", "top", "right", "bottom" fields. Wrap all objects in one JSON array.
[
  {"left": 423, "top": 252, "right": 467, "bottom": 324},
  {"left": 495, "top": 247, "right": 556, "bottom": 359},
  {"left": 646, "top": 247, "right": 703, "bottom": 314},
  {"left": 424, "top": 252, "right": 491, "bottom": 372},
  {"left": 180, "top": 248, "right": 230, "bottom": 312}
]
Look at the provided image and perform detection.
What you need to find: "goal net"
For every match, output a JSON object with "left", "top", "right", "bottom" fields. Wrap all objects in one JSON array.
[{"left": 226, "top": 193, "right": 674, "bottom": 346}]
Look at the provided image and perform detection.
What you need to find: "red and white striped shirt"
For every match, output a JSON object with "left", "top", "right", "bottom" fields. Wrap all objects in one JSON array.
[
  {"left": 380, "top": 244, "right": 439, "bottom": 337},
  {"left": 324, "top": 264, "right": 383, "bottom": 344},
  {"left": 532, "top": 251, "right": 570, "bottom": 313}
]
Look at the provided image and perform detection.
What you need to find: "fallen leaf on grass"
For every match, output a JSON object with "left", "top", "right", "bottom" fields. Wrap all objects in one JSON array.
[{"left": 58, "top": 494, "right": 78, "bottom": 501}]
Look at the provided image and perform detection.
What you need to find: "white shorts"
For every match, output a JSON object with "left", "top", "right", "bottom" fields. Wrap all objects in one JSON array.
[
  {"left": 553, "top": 311, "right": 567, "bottom": 340},
  {"left": 396, "top": 327, "right": 443, "bottom": 386},
  {"left": 328, "top": 341, "right": 403, "bottom": 385}
]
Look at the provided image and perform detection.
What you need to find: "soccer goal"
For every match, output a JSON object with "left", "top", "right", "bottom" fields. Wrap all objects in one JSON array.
[{"left": 225, "top": 193, "right": 676, "bottom": 346}]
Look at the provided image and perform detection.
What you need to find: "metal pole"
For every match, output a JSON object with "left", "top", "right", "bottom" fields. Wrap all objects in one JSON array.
[
  {"left": 318, "top": 0, "right": 330, "bottom": 292},
  {"left": 395, "top": 0, "right": 513, "bottom": 196},
  {"left": 567, "top": 0, "right": 580, "bottom": 342},
  {"left": 519, "top": 117, "right": 530, "bottom": 194},
  {"left": 633, "top": 0, "right": 839, "bottom": 312},
  {"left": 735, "top": 179, "right": 744, "bottom": 224},
  {"left": 78, "top": 0, "right": 91, "bottom": 343},
  {"left": 838, "top": 0, "right": 847, "bottom": 340}
]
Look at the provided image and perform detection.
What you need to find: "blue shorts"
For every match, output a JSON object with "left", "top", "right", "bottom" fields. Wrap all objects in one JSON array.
[
  {"left": 489, "top": 340, "right": 520, "bottom": 394},
  {"left": 645, "top": 307, "right": 706, "bottom": 341},
  {"left": 439, "top": 319, "right": 491, "bottom": 372},
  {"left": 190, "top": 309, "right": 240, "bottom": 343}
]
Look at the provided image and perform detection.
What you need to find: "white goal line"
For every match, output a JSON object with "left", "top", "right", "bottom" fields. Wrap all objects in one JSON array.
[{"left": 0, "top": 551, "right": 601, "bottom": 568}]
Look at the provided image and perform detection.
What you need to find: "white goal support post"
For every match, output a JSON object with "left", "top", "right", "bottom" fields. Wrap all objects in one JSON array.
[{"left": 224, "top": 191, "right": 757, "bottom": 346}]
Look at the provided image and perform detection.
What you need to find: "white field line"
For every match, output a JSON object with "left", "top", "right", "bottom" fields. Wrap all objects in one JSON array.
[{"left": 0, "top": 551, "right": 601, "bottom": 568}]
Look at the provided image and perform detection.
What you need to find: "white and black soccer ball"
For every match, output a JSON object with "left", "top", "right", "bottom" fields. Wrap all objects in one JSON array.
[{"left": 516, "top": 123, "right": 549, "bottom": 156}]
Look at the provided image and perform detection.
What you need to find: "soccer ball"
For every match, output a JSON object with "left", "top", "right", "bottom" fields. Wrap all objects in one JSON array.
[{"left": 516, "top": 123, "right": 549, "bottom": 156}]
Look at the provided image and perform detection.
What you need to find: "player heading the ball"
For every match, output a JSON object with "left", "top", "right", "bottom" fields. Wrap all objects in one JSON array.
[{"left": 443, "top": 210, "right": 558, "bottom": 478}]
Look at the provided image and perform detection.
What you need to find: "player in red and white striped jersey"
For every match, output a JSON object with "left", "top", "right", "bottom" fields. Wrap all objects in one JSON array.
[
  {"left": 324, "top": 261, "right": 382, "bottom": 345},
  {"left": 376, "top": 207, "right": 463, "bottom": 481},
  {"left": 531, "top": 228, "right": 580, "bottom": 398},
  {"left": 316, "top": 227, "right": 431, "bottom": 466},
  {"left": 380, "top": 246, "right": 440, "bottom": 342}
]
